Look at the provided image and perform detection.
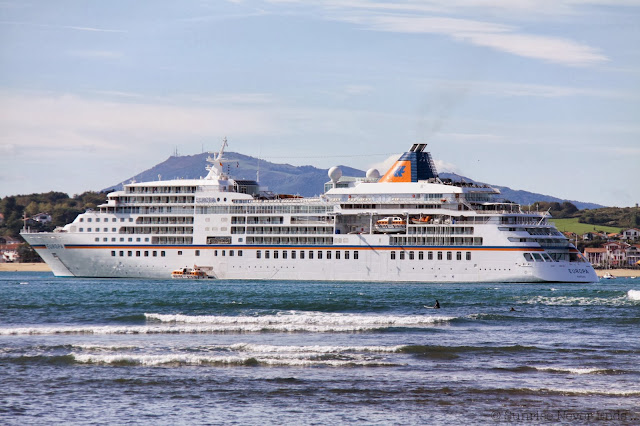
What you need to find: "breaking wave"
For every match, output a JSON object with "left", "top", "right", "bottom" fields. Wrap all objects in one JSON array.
[
  {"left": 70, "top": 352, "right": 400, "bottom": 367},
  {"left": 628, "top": 289, "right": 640, "bottom": 301},
  {"left": 0, "top": 312, "right": 455, "bottom": 336}
]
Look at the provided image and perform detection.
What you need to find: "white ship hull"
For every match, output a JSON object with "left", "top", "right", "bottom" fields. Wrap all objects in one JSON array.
[
  {"left": 23, "top": 232, "right": 597, "bottom": 283},
  {"left": 21, "top": 141, "right": 598, "bottom": 284}
]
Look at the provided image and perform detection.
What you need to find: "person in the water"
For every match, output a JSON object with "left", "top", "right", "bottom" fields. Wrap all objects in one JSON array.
[
  {"left": 434, "top": 300, "right": 440, "bottom": 309},
  {"left": 510, "top": 307, "right": 516, "bottom": 312}
]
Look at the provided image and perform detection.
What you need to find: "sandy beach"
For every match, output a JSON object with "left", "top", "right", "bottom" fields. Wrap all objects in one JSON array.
[
  {"left": 0, "top": 263, "right": 52, "bottom": 272},
  {"left": 595, "top": 268, "right": 639, "bottom": 278}
]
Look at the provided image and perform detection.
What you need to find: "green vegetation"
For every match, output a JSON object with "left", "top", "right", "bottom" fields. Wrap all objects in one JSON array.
[
  {"left": 0, "top": 191, "right": 108, "bottom": 239},
  {"left": 526, "top": 201, "right": 640, "bottom": 234},
  {"left": 549, "top": 218, "right": 622, "bottom": 235}
]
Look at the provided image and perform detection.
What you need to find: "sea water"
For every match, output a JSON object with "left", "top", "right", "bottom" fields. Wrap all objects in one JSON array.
[{"left": 1, "top": 272, "right": 639, "bottom": 425}]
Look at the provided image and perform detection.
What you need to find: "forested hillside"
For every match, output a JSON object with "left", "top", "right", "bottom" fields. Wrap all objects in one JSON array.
[
  {"left": 525, "top": 201, "right": 640, "bottom": 229},
  {"left": 0, "top": 192, "right": 107, "bottom": 238}
]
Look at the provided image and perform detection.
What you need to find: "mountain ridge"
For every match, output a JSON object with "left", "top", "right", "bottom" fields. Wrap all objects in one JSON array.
[{"left": 104, "top": 152, "right": 604, "bottom": 210}]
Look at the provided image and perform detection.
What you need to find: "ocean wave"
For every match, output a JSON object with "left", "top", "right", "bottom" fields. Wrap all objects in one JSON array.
[
  {"left": 0, "top": 312, "right": 455, "bottom": 336},
  {"left": 516, "top": 295, "right": 631, "bottom": 306},
  {"left": 535, "top": 366, "right": 621, "bottom": 375},
  {"left": 628, "top": 289, "right": 640, "bottom": 301},
  {"left": 469, "top": 386, "right": 640, "bottom": 397},
  {"left": 145, "top": 311, "right": 455, "bottom": 326},
  {"left": 70, "top": 352, "right": 401, "bottom": 368},
  {"left": 226, "top": 343, "right": 404, "bottom": 354},
  {"left": 519, "top": 387, "right": 640, "bottom": 397}
]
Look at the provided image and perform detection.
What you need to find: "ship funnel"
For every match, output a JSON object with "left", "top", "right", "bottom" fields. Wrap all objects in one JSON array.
[{"left": 379, "top": 144, "right": 438, "bottom": 183}]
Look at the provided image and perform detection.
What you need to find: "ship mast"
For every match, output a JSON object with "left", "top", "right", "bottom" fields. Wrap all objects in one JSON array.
[{"left": 205, "top": 137, "right": 229, "bottom": 180}]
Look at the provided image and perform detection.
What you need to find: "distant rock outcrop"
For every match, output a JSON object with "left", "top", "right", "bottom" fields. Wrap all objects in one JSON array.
[{"left": 104, "top": 153, "right": 604, "bottom": 210}]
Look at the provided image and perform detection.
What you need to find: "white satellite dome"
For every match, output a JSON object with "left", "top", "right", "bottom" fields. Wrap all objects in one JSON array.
[
  {"left": 366, "top": 168, "right": 380, "bottom": 179},
  {"left": 328, "top": 166, "right": 343, "bottom": 182}
]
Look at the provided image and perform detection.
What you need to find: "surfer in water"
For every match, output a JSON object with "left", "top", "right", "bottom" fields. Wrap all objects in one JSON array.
[{"left": 434, "top": 300, "right": 440, "bottom": 309}]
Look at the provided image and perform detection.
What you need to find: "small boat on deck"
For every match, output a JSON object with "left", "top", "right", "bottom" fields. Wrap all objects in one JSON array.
[
  {"left": 410, "top": 215, "right": 431, "bottom": 224},
  {"left": 374, "top": 217, "right": 407, "bottom": 233}
]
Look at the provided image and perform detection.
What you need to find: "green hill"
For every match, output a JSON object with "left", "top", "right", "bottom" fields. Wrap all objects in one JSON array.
[{"left": 550, "top": 218, "right": 622, "bottom": 235}]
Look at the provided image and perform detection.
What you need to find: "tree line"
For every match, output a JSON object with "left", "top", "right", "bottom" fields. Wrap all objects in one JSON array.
[{"left": 1, "top": 191, "right": 108, "bottom": 238}]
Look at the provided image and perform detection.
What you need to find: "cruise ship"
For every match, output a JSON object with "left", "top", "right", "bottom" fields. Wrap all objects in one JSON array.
[{"left": 22, "top": 140, "right": 597, "bottom": 283}]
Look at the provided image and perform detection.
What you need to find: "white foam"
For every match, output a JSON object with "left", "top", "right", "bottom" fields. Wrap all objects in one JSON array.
[
  {"left": 0, "top": 312, "right": 455, "bottom": 336},
  {"left": 518, "top": 295, "right": 629, "bottom": 306},
  {"left": 628, "top": 289, "right": 640, "bottom": 301},
  {"left": 226, "top": 343, "right": 404, "bottom": 354},
  {"left": 71, "top": 352, "right": 400, "bottom": 367},
  {"left": 145, "top": 311, "right": 454, "bottom": 326},
  {"left": 536, "top": 366, "right": 608, "bottom": 375},
  {"left": 523, "top": 387, "right": 640, "bottom": 397}
]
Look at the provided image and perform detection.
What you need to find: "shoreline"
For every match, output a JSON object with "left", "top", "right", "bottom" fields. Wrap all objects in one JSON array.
[
  {"left": 594, "top": 269, "right": 639, "bottom": 278},
  {"left": 1, "top": 262, "right": 639, "bottom": 278},
  {"left": 0, "top": 263, "right": 52, "bottom": 272}
]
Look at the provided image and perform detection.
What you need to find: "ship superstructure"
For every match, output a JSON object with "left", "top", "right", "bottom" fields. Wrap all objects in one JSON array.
[{"left": 22, "top": 141, "right": 597, "bottom": 282}]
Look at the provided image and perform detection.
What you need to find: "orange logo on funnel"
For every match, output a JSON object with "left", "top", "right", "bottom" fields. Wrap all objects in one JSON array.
[{"left": 379, "top": 160, "right": 412, "bottom": 183}]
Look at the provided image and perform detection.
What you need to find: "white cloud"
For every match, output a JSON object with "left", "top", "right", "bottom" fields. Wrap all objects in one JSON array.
[
  {"left": 434, "top": 159, "right": 459, "bottom": 174},
  {"left": 0, "top": 92, "right": 281, "bottom": 155},
  {"left": 366, "top": 154, "right": 460, "bottom": 176},
  {"left": 341, "top": 14, "right": 607, "bottom": 66},
  {"left": 367, "top": 154, "right": 400, "bottom": 175},
  {"left": 260, "top": 0, "right": 612, "bottom": 66}
]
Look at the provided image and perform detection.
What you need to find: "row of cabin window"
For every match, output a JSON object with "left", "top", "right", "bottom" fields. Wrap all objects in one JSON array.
[
  {"left": 111, "top": 250, "right": 166, "bottom": 257},
  {"left": 390, "top": 251, "right": 472, "bottom": 261},
  {"left": 81, "top": 217, "right": 133, "bottom": 223},
  {"left": 96, "top": 237, "right": 149, "bottom": 242},
  {"left": 256, "top": 250, "right": 358, "bottom": 260}
]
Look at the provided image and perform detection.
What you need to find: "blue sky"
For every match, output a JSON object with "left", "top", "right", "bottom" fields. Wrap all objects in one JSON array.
[{"left": 1, "top": 0, "right": 638, "bottom": 207}]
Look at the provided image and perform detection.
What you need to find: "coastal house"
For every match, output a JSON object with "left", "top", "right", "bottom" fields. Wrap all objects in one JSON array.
[
  {"left": 602, "top": 242, "right": 630, "bottom": 266},
  {"left": 582, "top": 231, "right": 608, "bottom": 241},
  {"left": 626, "top": 245, "right": 640, "bottom": 266},
  {"left": 31, "top": 213, "right": 52, "bottom": 224},
  {"left": 622, "top": 228, "right": 640, "bottom": 241},
  {"left": 0, "top": 240, "right": 21, "bottom": 263},
  {"left": 584, "top": 248, "right": 607, "bottom": 266}
]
